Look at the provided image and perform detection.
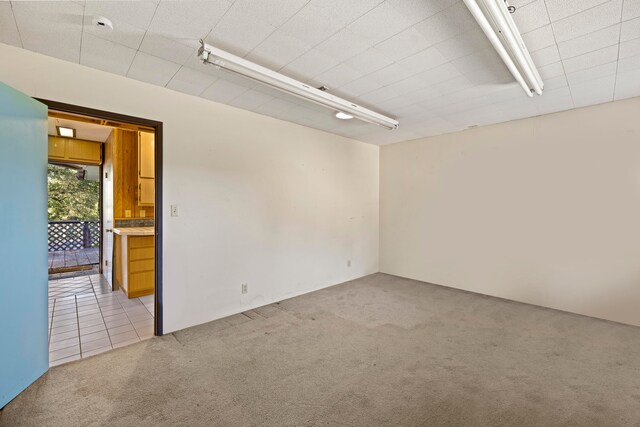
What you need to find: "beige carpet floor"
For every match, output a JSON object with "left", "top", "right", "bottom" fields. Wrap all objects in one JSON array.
[{"left": 2, "top": 273, "right": 640, "bottom": 426}]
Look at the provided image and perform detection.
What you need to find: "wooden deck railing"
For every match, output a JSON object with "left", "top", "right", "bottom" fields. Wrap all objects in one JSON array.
[{"left": 48, "top": 220, "right": 100, "bottom": 252}]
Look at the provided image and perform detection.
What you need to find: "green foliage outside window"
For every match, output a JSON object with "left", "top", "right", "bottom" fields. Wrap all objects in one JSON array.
[{"left": 48, "top": 164, "right": 99, "bottom": 221}]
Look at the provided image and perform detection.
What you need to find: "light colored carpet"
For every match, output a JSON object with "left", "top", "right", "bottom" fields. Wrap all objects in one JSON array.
[{"left": 2, "top": 273, "right": 640, "bottom": 426}]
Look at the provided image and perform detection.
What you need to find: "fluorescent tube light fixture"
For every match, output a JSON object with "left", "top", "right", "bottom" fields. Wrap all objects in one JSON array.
[
  {"left": 462, "top": 0, "right": 543, "bottom": 97},
  {"left": 198, "top": 40, "right": 399, "bottom": 130},
  {"left": 56, "top": 126, "right": 76, "bottom": 138}
]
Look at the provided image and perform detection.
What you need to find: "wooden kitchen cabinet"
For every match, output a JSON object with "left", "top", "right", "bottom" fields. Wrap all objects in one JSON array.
[
  {"left": 48, "top": 137, "right": 66, "bottom": 160},
  {"left": 127, "top": 235, "right": 155, "bottom": 298},
  {"left": 138, "top": 131, "right": 155, "bottom": 206},
  {"left": 48, "top": 136, "right": 101, "bottom": 165},
  {"left": 112, "top": 129, "right": 154, "bottom": 219},
  {"left": 139, "top": 179, "right": 155, "bottom": 205},
  {"left": 138, "top": 131, "right": 154, "bottom": 178},
  {"left": 114, "top": 233, "right": 154, "bottom": 298},
  {"left": 67, "top": 139, "right": 101, "bottom": 163}
]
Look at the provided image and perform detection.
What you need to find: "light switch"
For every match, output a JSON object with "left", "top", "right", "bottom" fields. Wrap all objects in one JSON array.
[{"left": 170, "top": 205, "right": 178, "bottom": 217}]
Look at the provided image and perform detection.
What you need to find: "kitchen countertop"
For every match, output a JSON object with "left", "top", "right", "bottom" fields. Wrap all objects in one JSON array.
[{"left": 113, "top": 226, "right": 155, "bottom": 236}]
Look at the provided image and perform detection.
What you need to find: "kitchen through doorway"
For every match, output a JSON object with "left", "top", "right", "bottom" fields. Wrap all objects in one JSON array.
[{"left": 44, "top": 103, "right": 163, "bottom": 367}]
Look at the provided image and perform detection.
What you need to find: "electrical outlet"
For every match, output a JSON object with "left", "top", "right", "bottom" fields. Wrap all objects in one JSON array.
[
  {"left": 140, "top": 210, "right": 146, "bottom": 218},
  {"left": 125, "top": 210, "right": 132, "bottom": 218},
  {"left": 241, "top": 283, "right": 248, "bottom": 294},
  {"left": 171, "top": 204, "right": 178, "bottom": 217},
  {"left": 347, "top": 259, "right": 351, "bottom": 267}
]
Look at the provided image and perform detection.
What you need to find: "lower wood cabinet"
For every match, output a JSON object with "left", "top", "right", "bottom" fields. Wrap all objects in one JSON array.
[
  {"left": 138, "top": 178, "right": 154, "bottom": 206},
  {"left": 115, "top": 235, "right": 154, "bottom": 298}
]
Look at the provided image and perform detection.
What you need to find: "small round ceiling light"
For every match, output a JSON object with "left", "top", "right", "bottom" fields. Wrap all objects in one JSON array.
[
  {"left": 92, "top": 16, "right": 114, "bottom": 32},
  {"left": 335, "top": 111, "right": 353, "bottom": 120}
]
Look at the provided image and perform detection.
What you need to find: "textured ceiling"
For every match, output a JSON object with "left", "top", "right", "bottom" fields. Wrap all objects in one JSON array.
[{"left": 2, "top": 0, "right": 639, "bottom": 145}]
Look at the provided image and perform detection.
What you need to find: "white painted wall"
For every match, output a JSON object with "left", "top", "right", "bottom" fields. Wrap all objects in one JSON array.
[
  {"left": 0, "top": 43, "right": 379, "bottom": 333},
  {"left": 381, "top": 97, "right": 640, "bottom": 327}
]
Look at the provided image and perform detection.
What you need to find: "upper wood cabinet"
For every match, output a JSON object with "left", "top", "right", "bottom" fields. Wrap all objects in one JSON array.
[
  {"left": 138, "top": 131, "right": 155, "bottom": 206},
  {"left": 48, "top": 137, "right": 66, "bottom": 159},
  {"left": 48, "top": 136, "right": 101, "bottom": 165},
  {"left": 138, "top": 131, "right": 154, "bottom": 179},
  {"left": 67, "top": 139, "right": 101, "bottom": 163}
]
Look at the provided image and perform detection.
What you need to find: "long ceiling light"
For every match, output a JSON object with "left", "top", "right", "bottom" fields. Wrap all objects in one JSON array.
[
  {"left": 462, "top": 0, "right": 544, "bottom": 97},
  {"left": 198, "top": 41, "right": 399, "bottom": 130}
]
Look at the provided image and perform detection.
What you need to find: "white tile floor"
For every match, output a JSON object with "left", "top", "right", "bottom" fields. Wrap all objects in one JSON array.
[{"left": 48, "top": 274, "right": 154, "bottom": 367}]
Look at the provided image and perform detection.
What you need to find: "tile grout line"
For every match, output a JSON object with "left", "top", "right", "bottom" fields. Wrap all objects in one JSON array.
[
  {"left": 89, "top": 275, "right": 115, "bottom": 353},
  {"left": 121, "top": 295, "right": 155, "bottom": 340},
  {"left": 49, "top": 298, "right": 56, "bottom": 344},
  {"left": 144, "top": 302, "right": 154, "bottom": 317},
  {"left": 49, "top": 295, "right": 82, "bottom": 366},
  {"left": 122, "top": 302, "right": 145, "bottom": 341},
  {"left": 75, "top": 295, "right": 82, "bottom": 361},
  {"left": 99, "top": 278, "right": 148, "bottom": 347}
]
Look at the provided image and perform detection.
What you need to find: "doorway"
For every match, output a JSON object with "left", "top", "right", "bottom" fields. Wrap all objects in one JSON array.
[
  {"left": 40, "top": 100, "right": 163, "bottom": 366},
  {"left": 47, "top": 162, "right": 101, "bottom": 277}
]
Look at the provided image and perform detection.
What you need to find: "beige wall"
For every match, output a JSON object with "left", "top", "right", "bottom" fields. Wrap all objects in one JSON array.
[
  {"left": 381, "top": 97, "right": 640, "bottom": 326},
  {"left": 0, "top": 43, "right": 379, "bottom": 333}
]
